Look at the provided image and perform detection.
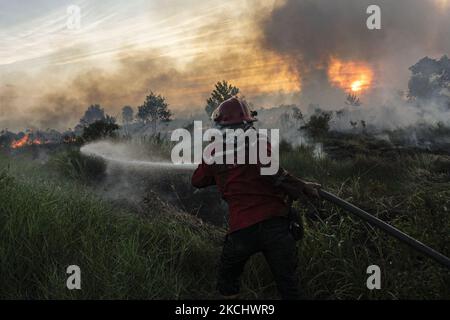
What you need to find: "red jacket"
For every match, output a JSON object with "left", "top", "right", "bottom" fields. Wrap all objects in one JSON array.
[{"left": 192, "top": 161, "right": 288, "bottom": 233}]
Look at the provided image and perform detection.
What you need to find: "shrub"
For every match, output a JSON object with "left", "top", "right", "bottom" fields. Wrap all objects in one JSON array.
[
  {"left": 301, "top": 110, "right": 333, "bottom": 139},
  {"left": 82, "top": 117, "right": 119, "bottom": 142},
  {"left": 50, "top": 149, "right": 106, "bottom": 183}
]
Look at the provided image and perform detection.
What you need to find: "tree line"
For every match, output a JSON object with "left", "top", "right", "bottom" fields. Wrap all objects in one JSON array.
[{"left": 77, "top": 81, "right": 240, "bottom": 141}]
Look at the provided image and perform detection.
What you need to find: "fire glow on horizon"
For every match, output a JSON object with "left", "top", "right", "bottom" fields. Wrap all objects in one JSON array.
[
  {"left": 327, "top": 57, "right": 374, "bottom": 93},
  {"left": 1, "top": 0, "right": 449, "bottom": 131},
  {"left": 10, "top": 134, "right": 44, "bottom": 149}
]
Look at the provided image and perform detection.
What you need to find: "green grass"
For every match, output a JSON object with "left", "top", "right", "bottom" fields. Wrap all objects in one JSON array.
[
  {"left": 0, "top": 164, "right": 219, "bottom": 299},
  {"left": 281, "top": 144, "right": 450, "bottom": 299},
  {"left": 0, "top": 144, "right": 449, "bottom": 299}
]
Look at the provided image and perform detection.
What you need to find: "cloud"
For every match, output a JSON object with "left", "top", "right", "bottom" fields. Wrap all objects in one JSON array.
[
  {"left": 260, "top": 0, "right": 450, "bottom": 101},
  {"left": 2, "top": 0, "right": 449, "bottom": 131},
  {"left": 0, "top": 0, "right": 303, "bottom": 131},
  {"left": 0, "top": 46, "right": 300, "bottom": 131}
]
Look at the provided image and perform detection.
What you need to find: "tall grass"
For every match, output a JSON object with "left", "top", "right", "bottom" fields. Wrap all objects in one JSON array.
[
  {"left": 281, "top": 145, "right": 450, "bottom": 299},
  {"left": 0, "top": 145, "right": 449, "bottom": 299},
  {"left": 49, "top": 149, "right": 106, "bottom": 183},
  {"left": 0, "top": 163, "right": 220, "bottom": 299}
]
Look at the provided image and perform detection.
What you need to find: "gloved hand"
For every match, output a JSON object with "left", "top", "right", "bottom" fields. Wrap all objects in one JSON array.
[
  {"left": 302, "top": 182, "right": 321, "bottom": 198},
  {"left": 267, "top": 167, "right": 322, "bottom": 200}
]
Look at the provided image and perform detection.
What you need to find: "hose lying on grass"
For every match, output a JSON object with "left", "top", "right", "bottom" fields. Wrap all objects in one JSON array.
[{"left": 319, "top": 189, "right": 450, "bottom": 269}]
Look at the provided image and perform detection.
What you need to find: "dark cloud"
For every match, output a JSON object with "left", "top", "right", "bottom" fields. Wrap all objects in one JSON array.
[
  {"left": 261, "top": 0, "right": 450, "bottom": 96},
  {"left": 3, "top": 1, "right": 449, "bottom": 131}
]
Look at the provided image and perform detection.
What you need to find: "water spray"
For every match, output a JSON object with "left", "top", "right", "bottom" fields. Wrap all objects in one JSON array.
[
  {"left": 80, "top": 141, "right": 450, "bottom": 269},
  {"left": 80, "top": 142, "right": 196, "bottom": 171}
]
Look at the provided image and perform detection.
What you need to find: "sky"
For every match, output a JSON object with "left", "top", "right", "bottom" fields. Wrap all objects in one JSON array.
[{"left": 0, "top": 0, "right": 449, "bottom": 130}]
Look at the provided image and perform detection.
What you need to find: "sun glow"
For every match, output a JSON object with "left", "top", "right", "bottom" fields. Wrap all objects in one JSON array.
[
  {"left": 327, "top": 57, "right": 374, "bottom": 93},
  {"left": 436, "top": 0, "right": 450, "bottom": 9}
]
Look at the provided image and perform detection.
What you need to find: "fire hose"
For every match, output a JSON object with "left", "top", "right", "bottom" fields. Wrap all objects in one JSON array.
[{"left": 318, "top": 189, "right": 450, "bottom": 269}]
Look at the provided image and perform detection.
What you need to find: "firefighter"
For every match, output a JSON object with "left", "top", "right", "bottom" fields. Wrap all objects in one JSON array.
[{"left": 191, "top": 97, "right": 320, "bottom": 300}]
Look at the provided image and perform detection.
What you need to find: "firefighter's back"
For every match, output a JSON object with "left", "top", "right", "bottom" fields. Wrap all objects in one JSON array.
[{"left": 207, "top": 162, "right": 288, "bottom": 233}]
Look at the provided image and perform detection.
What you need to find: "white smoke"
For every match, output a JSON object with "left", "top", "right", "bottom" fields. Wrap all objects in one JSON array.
[{"left": 80, "top": 141, "right": 196, "bottom": 171}]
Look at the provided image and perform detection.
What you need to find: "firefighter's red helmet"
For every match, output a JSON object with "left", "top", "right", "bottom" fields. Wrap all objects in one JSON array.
[{"left": 211, "top": 97, "right": 257, "bottom": 126}]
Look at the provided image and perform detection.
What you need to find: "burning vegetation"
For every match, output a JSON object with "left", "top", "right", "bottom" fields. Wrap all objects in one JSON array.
[
  {"left": 10, "top": 134, "right": 44, "bottom": 149},
  {"left": 0, "top": 0, "right": 449, "bottom": 302},
  {"left": 1, "top": 129, "right": 77, "bottom": 150},
  {"left": 0, "top": 78, "right": 449, "bottom": 301},
  {"left": 327, "top": 57, "right": 374, "bottom": 94}
]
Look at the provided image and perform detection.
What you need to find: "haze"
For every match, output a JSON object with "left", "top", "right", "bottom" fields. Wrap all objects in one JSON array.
[{"left": 0, "top": 0, "right": 449, "bottom": 130}]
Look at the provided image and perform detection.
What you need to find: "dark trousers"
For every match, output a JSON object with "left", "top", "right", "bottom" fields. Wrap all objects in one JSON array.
[{"left": 217, "top": 216, "right": 300, "bottom": 300}]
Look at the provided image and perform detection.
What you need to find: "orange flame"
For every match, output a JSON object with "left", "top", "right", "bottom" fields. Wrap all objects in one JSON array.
[
  {"left": 10, "top": 134, "right": 45, "bottom": 149},
  {"left": 327, "top": 57, "right": 374, "bottom": 93},
  {"left": 11, "top": 134, "right": 30, "bottom": 149}
]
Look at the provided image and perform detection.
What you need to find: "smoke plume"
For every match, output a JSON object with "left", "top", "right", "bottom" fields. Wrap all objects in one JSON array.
[{"left": 261, "top": 0, "right": 450, "bottom": 104}]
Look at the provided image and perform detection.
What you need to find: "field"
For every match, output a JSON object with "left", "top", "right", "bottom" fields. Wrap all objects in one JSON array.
[{"left": 0, "top": 134, "right": 449, "bottom": 299}]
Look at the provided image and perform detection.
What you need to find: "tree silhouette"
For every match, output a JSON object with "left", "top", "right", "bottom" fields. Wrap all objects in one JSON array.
[
  {"left": 360, "top": 120, "right": 367, "bottom": 129},
  {"left": 122, "top": 106, "right": 134, "bottom": 124},
  {"left": 82, "top": 116, "right": 119, "bottom": 142},
  {"left": 408, "top": 55, "right": 450, "bottom": 105},
  {"left": 345, "top": 93, "right": 361, "bottom": 106},
  {"left": 292, "top": 107, "right": 304, "bottom": 122},
  {"left": 79, "top": 104, "right": 105, "bottom": 126},
  {"left": 301, "top": 110, "right": 332, "bottom": 138},
  {"left": 137, "top": 92, "right": 172, "bottom": 134},
  {"left": 75, "top": 104, "right": 106, "bottom": 133},
  {"left": 205, "top": 80, "right": 240, "bottom": 117}
]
